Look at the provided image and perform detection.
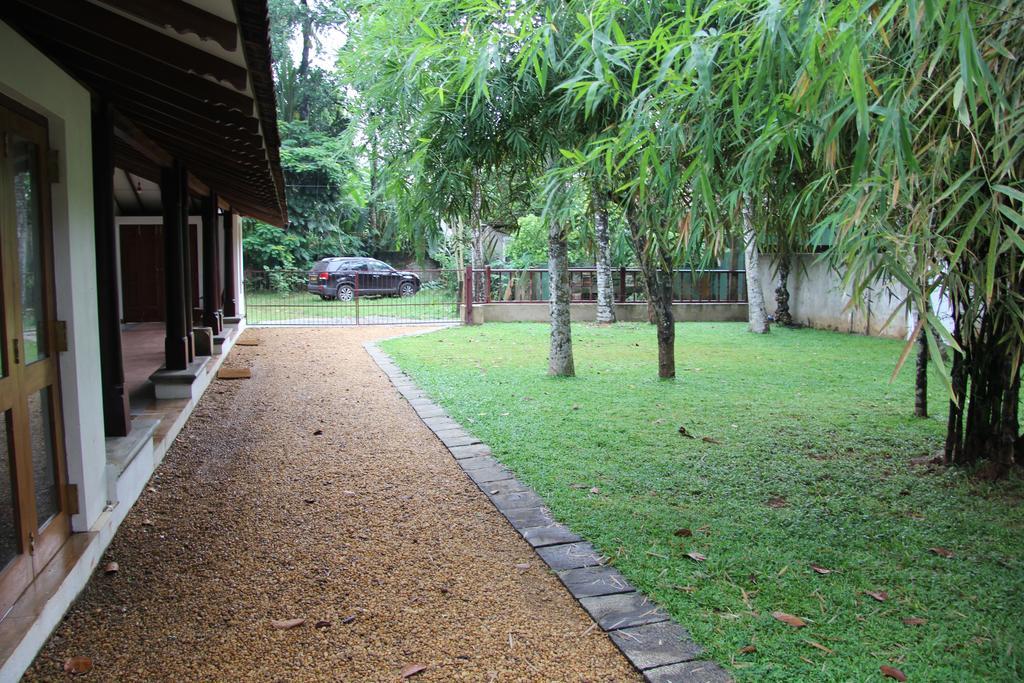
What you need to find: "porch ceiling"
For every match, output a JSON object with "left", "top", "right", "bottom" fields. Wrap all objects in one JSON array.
[{"left": 0, "top": 0, "right": 287, "bottom": 226}]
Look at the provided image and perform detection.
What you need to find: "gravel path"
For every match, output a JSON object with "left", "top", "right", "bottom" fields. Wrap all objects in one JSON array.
[{"left": 26, "top": 327, "right": 637, "bottom": 682}]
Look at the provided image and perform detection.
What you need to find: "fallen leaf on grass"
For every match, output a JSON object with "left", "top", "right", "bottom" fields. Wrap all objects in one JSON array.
[
  {"left": 928, "top": 547, "right": 954, "bottom": 558},
  {"left": 270, "top": 618, "right": 305, "bottom": 630},
  {"left": 738, "top": 645, "right": 757, "bottom": 654},
  {"left": 104, "top": 562, "right": 119, "bottom": 575},
  {"left": 881, "top": 665, "right": 908, "bottom": 681},
  {"left": 865, "top": 590, "right": 889, "bottom": 602},
  {"left": 701, "top": 436, "right": 722, "bottom": 444},
  {"left": 63, "top": 656, "right": 93, "bottom": 675},
  {"left": 766, "top": 497, "right": 788, "bottom": 508},
  {"left": 810, "top": 564, "right": 833, "bottom": 575},
  {"left": 804, "top": 639, "right": 833, "bottom": 654},
  {"left": 678, "top": 426, "right": 695, "bottom": 438},
  {"left": 771, "top": 611, "right": 807, "bottom": 628},
  {"left": 685, "top": 551, "right": 707, "bottom": 562},
  {"left": 674, "top": 528, "right": 693, "bottom": 537},
  {"left": 902, "top": 617, "right": 928, "bottom": 626},
  {"left": 400, "top": 663, "right": 427, "bottom": 679},
  {"left": 589, "top": 486, "right": 601, "bottom": 495}
]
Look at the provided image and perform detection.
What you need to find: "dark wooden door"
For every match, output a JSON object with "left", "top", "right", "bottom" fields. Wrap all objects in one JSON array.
[
  {"left": 0, "top": 96, "right": 72, "bottom": 615},
  {"left": 119, "top": 224, "right": 165, "bottom": 322}
]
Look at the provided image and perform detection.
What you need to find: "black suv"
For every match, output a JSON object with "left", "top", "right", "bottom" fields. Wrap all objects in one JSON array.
[{"left": 307, "top": 257, "right": 421, "bottom": 301}]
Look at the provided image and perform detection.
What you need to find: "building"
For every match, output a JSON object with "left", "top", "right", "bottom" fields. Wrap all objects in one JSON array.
[{"left": 0, "top": 1, "right": 286, "bottom": 677}]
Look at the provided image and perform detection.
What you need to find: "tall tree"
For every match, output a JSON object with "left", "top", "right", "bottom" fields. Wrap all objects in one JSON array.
[
  {"left": 592, "top": 184, "right": 615, "bottom": 323},
  {"left": 742, "top": 195, "right": 770, "bottom": 334}
]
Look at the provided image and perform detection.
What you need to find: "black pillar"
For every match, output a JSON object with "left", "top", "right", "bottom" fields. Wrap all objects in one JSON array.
[
  {"left": 222, "top": 210, "right": 237, "bottom": 318},
  {"left": 201, "top": 193, "right": 221, "bottom": 334},
  {"left": 92, "top": 100, "right": 130, "bottom": 436},
  {"left": 161, "top": 162, "right": 189, "bottom": 370},
  {"left": 180, "top": 184, "right": 195, "bottom": 361}
]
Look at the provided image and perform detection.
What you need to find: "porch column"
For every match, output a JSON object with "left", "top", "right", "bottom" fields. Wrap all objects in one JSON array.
[
  {"left": 222, "top": 210, "right": 237, "bottom": 318},
  {"left": 201, "top": 194, "right": 222, "bottom": 334},
  {"left": 181, "top": 187, "right": 195, "bottom": 361},
  {"left": 161, "top": 161, "right": 189, "bottom": 370},
  {"left": 91, "top": 100, "right": 130, "bottom": 436}
]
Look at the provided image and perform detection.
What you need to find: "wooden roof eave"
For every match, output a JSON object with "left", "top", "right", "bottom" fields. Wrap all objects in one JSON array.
[{"left": 0, "top": 0, "right": 287, "bottom": 226}]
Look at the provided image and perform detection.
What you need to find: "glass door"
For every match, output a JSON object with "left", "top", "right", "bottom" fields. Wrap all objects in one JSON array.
[{"left": 0, "top": 98, "right": 70, "bottom": 617}]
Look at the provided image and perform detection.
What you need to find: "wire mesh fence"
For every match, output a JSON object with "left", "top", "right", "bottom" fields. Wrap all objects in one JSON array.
[
  {"left": 244, "top": 265, "right": 746, "bottom": 326},
  {"left": 244, "top": 269, "right": 464, "bottom": 326}
]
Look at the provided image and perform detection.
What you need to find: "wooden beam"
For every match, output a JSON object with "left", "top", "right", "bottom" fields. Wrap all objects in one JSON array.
[
  {"left": 93, "top": 99, "right": 131, "bottom": 436},
  {"left": 201, "top": 193, "right": 222, "bottom": 334},
  {"left": 73, "top": 64, "right": 256, "bottom": 133},
  {"left": 161, "top": 162, "right": 190, "bottom": 371},
  {"left": 114, "top": 111, "right": 172, "bottom": 167},
  {"left": 93, "top": 0, "right": 238, "bottom": 52},
  {"left": 5, "top": 0, "right": 248, "bottom": 90},
  {"left": 24, "top": 27, "right": 254, "bottom": 114}
]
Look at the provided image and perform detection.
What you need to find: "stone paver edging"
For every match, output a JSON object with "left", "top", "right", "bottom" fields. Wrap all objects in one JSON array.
[{"left": 364, "top": 340, "right": 731, "bottom": 683}]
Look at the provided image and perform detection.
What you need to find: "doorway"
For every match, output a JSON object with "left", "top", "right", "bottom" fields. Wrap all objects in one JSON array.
[{"left": 0, "top": 98, "right": 71, "bottom": 617}]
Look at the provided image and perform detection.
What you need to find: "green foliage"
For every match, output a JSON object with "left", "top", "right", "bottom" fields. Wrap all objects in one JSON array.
[
  {"left": 384, "top": 323, "right": 1024, "bottom": 682},
  {"left": 505, "top": 215, "right": 586, "bottom": 267}
]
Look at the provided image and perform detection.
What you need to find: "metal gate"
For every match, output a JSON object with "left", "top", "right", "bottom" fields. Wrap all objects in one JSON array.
[{"left": 243, "top": 268, "right": 466, "bottom": 326}]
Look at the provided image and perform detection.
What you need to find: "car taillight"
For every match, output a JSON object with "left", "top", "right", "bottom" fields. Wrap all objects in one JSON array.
[{"left": 318, "top": 272, "right": 329, "bottom": 280}]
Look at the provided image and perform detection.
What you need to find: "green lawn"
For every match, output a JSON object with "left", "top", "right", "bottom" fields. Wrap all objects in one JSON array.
[
  {"left": 381, "top": 323, "right": 1024, "bottom": 682},
  {"left": 244, "top": 288, "right": 459, "bottom": 324}
]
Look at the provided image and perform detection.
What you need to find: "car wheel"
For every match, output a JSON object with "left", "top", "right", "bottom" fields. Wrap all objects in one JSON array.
[
  {"left": 336, "top": 284, "right": 355, "bottom": 302},
  {"left": 399, "top": 282, "right": 416, "bottom": 297}
]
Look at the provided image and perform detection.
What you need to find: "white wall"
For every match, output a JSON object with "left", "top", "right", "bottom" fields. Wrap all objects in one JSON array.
[
  {"left": 0, "top": 22, "right": 107, "bottom": 530},
  {"left": 233, "top": 213, "right": 245, "bottom": 317},
  {"left": 758, "top": 253, "right": 910, "bottom": 339}
]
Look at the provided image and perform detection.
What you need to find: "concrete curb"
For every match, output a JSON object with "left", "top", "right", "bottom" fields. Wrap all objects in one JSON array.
[{"left": 363, "top": 339, "right": 731, "bottom": 683}]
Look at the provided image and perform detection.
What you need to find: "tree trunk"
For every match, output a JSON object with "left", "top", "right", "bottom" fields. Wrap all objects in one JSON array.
[
  {"left": 548, "top": 218, "right": 575, "bottom": 377},
  {"left": 470, "top": 166, "right": 484, "bottom": 271},
  {"left": 297, "top": 0, "right": 313, "bottom": 121},
  {"left": 914, "top": 324, "right": 928, "bottom": 418},
  {"left": 592, "top": 186, "right": 615, "bottom": 324},
  {"left": 626, "top": 204, "right": 674, "bottom": 378},
  {"left": 917, "top": 301, "right": 933, "bottom": 419},
  {"left": 774, "top": 250, "right": 793, "bottom": 326},
  {"left": 742, "top": 195, "right": 770, "bottom": 334},
  {"left": 944, "top": 298, "right": 1021, "bottom": 475}
]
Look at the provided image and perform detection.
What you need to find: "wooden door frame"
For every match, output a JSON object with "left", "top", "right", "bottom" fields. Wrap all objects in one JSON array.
[{"left": 0, "top": 94, "right": 72, "bottom": 615}]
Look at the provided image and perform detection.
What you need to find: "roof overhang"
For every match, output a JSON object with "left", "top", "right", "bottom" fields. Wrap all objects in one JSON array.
[{"left": 0, "top": 0, "right": 287, "bottom": 226}]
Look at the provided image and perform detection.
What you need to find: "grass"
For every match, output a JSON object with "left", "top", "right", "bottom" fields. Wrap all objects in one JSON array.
[
  {"left": 381, "top": 322, "right": 1024, "bottom": 682},
  {"left": 245, "top": 288, "right": 459, "bottom": 324}
]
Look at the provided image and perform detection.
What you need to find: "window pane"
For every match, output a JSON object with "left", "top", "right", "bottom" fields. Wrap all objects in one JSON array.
[
  {"left": 28, "top": 388, "right": 58, "bottom": 527},
  {"left": 12, "top": 134, "right": 48, "bottom": 364},
  {"left": 0, "top": 413, "right": 17, "bottom": 568}
]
